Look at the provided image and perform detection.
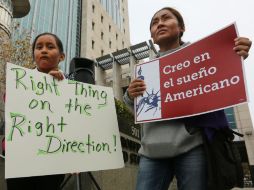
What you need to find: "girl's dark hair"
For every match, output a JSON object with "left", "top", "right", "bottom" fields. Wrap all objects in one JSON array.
[
  {"left": 32, "top": 32, "right": 64, "bottom": 56},
  {"left": 150, "top": 7, "right": 185, "bottom": 44}
]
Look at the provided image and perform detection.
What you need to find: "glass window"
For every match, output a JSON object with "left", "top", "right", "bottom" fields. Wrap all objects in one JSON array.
[
  {"left": 225, "top": 108, "right": 237, "bottom": 129},
  {"left": 102, "top": 0, "right": 106, "bottom": 9},
  {"left": 98, "top": 0, "right": 122, "bottom": 30}
]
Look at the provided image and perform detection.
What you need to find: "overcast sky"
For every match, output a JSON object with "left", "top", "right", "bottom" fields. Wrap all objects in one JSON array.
[{"left": 128, "top": 0, "right": 254, "bottom": 127}]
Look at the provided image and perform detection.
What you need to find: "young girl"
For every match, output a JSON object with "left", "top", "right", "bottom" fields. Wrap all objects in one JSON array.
[
  {"left": 124, "top": 7, "right": 252, "bottom": 190},
  {"left": 6, "top": 32, "right": 66, "bottom": 190}
]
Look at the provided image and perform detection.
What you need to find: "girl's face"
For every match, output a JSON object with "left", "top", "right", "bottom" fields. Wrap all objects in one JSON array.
[
  {"left": 150, "top": 9, "right": 184, "bottom": 47},
  {"left": 33, "top": 35, "right": 65, "bottom": 73}
]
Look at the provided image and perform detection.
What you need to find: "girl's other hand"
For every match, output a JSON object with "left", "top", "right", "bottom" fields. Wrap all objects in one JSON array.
[{"left": 48, "top": 70, "right": 65, "bottom": 80}]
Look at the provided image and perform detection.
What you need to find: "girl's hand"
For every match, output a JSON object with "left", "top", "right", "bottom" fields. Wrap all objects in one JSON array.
[
  {"left": 48, "top": 70, "right": 65, "bottom": 80},
  {"left": 233, "top": 37, "right": 252, "bottom": 59},
  {"left": 127, "top": 79, "right": 146, "bottom": 99}
]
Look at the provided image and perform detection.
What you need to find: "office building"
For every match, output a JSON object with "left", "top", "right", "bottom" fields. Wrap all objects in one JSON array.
[{"left": 80, "top": 0, "right": 130, "bottom": 60}]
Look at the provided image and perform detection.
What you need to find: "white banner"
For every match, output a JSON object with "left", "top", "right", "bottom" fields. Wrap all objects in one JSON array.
[{"left": 5, "top": 63, "right": 124, "bottom": 178}]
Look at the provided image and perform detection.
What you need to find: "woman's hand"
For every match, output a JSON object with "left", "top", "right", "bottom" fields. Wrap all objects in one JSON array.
[
  {"left": 127, "top": 79, "right": 146, "bottom": 99},
  {"left": 233, "top": 37, "right": 252, "bottom": 59},
  {"left": 48, "top": 70, "right": 65, "bottom": 80}
]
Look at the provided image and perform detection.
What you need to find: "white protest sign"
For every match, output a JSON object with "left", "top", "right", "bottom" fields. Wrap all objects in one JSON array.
[{"left": 5, "top": 63, "right": 124, "bottom": 178}]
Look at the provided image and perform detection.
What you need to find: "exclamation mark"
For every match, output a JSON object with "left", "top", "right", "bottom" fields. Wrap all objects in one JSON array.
[
  {"left": 113, "top": 135, "right": 116, "bottom": 151},
  {"left": 28, "top": 121, "right": 32, "bottom": 133}
]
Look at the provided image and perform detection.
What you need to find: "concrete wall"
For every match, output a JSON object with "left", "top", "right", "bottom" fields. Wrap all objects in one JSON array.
[
  {"left": 80, "top": 0, "right": 131, "bottom": 60},
  {"left": 234, "top": 104, "right": 254, "bottom": 165}
]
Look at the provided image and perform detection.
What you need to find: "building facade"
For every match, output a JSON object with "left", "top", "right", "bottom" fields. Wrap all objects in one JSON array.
[
  {"left": 14, "top": 0, "right": 81, "bottom": 73},
  {"left": 234, "top": 104, "right": 254, "bottom": 186},
  {"left": 0, "top": 0, "right": 30, "bottom": 36},
  {"left": 80, "top": 0, "right": 130, "bottom": 60}
]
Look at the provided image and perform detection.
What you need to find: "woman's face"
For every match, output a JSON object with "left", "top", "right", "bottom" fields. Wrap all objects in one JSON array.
[
  {"left": 150, "top": 9, "right": 184, "bottom": 46},
  {"left": 33, "top": 35, "right": 64, "bottom": 73}
]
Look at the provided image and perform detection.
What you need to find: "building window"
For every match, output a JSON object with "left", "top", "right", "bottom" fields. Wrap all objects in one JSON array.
[
  {"left": 116, "top": 33, "right": 118, "bottom": 40},
  {"left": 101, "top": 32, "right": 104, "bottom": 40},
  {"left": 92, "top": 22, "right": 95, "bottom": 30},
  {"left": 101, "top": 15, "right": 104, "bottom": 23},
  {"left": 124, "top": 29, "right": 125, "bottom": 34},
  {"left": 122, "top": 41, "right": 124, "bottom": 48},
  {"left": 92, "top": 40, "right": 95, "bottom": 49},
  {"left": 92, "top": 5, "right": 95, "bottom": 13},
  {"left": 101, "top": 49, "right": 104, "bottom": 56},
  {"left": 109, "top": 40, "right": 112, "bottom": 48},
  {"left": 109, "top": 25, "right": 111, "bottom": 32}
]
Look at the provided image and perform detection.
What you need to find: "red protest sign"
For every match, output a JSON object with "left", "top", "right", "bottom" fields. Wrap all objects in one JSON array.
[{"left": 135, "top": 23, "right": 247, "bottom": 123}]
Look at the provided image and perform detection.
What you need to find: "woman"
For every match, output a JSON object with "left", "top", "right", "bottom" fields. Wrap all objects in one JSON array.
[
  {"left": 6, "top": 32, "right": 66, "bottom": 190},
  {"left": 124, "top": 7, "right": 252, "bottom": 190}
]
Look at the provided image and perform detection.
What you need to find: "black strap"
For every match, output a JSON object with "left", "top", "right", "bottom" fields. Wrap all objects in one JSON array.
[{"left": 229, "top": 128, "right": 244, "bottom": 137}]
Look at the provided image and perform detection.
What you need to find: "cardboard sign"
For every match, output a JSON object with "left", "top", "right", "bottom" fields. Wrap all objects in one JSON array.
[
  {"left": 135, "top": 23, "right": 247, "bottom": 123},
  {"left": 5, "top": 63, "right": 124, "bottom": 178}
]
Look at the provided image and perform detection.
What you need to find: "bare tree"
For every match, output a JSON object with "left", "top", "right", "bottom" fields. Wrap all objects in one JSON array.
[
  {"left": 0, "top": 25, "right": 35, "bottom": 83},
  {"left": 0, "top": 23, "right": 35, "bottom": 122}
]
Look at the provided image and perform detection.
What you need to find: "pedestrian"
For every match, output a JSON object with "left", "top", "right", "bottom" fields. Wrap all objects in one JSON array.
[
  {"left": 123, "top": 7, "right": 252, "bottom": 190},
  {"left": 5, "top": 32, "right": 66, "bottom": 190}
]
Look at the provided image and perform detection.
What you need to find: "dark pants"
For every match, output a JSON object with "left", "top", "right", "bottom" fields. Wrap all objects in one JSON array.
[
  {"left": 6, "top": 174, "right": 65, "bottom": 190},
  {"left": 136, "top": 145, "right": 207, "bottom": 190}
]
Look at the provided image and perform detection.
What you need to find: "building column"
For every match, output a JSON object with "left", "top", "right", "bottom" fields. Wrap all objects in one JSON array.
[
  {"left": 234, "top": 104, "right": 254, "bottom": 165},
  {"left": 95, "top": 66, "right": 106, "bottom": 86},
  {"left": 249, "top": 166, "right": 254, "bottom": 187},
  {"left": 129, "top": 54, "right": 137, "bottom": 80},
  {"left": 112, "top": 60, "right": 123, "bottom": 100},
  {"left": 149, "top": 39, "right": 157, "bottom": 59},
  {"left": 234, "top": 104, "right": 254, "bottom": 185},
  {"left": 149, "top": 48, "right": 156, "bottom": 59}
]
